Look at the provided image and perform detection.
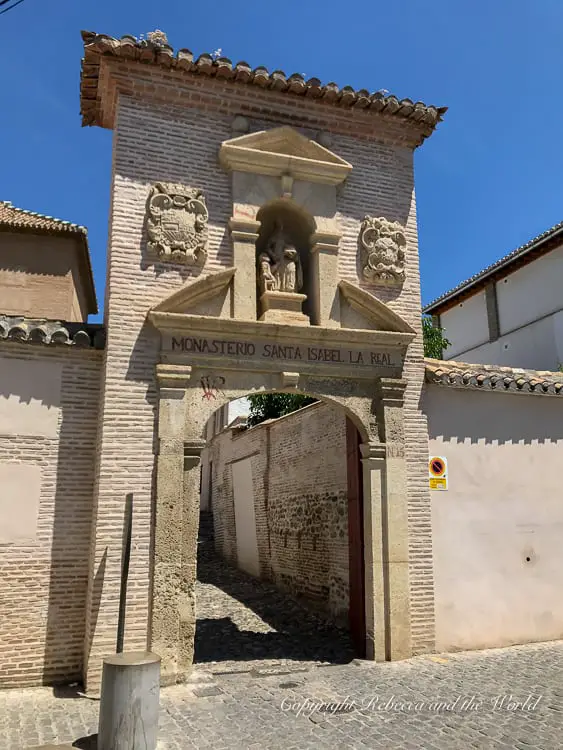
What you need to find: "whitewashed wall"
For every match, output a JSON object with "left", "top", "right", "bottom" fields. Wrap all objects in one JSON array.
[{"left": 424, "top": 384, "right": 563, "bottom": 653}]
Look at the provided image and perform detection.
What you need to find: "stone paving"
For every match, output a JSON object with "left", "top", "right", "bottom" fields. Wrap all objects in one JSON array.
[
  {"left": 4, "top": 524, "right": 563, "bottom": 748},
  {"left": 4, "top": 641, "right": 563, "bottom": 749},
  {"left": 194, "top": 512, "right": 356, "bottom": 674}
]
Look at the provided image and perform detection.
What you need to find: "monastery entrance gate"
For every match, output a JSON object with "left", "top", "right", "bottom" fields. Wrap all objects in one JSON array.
[
  {"left": 145, "top": 129, "right": 417, "bottom": 682},
  {"left": 151, "top": 321, "right": 413, "bottom": 685},
  {"left": 78, "top": 30, "right": 443, "bottom": 690}
]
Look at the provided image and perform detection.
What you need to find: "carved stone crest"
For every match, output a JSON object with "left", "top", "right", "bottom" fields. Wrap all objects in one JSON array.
[
  {"left": 147, "top": 182, "right": 208, "bottom": 264},
  {"left": 359, "top": 216, "right": 406, "bottom": 285}
]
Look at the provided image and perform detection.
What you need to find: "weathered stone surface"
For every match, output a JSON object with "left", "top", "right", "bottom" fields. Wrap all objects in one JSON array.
[
  {"left": 146, "top": 182, "right": 208, "bottom": 265},
  {"left": 359, "top": 215, "right": 407, "bottom": 286}
]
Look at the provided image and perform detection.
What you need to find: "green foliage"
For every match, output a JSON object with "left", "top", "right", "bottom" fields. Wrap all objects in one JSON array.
[
  {"left": 247, "top": 393, "right": 317, "bottom": 427},
  {"left": 422, "top": 316, "right": 451, "bottom": 359}
]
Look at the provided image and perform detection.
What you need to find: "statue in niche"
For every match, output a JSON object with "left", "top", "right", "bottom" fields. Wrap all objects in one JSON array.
[
  {"left": 258, "top": 252, "right": 277, "bottom": 294},
  {"left": 258, "top": 221, "right": 303, "bottom": 294}
]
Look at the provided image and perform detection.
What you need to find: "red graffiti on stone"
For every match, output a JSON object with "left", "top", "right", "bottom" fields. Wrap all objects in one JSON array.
[{"left": 201, "top": 375, "right": 225, "bottom": 401}]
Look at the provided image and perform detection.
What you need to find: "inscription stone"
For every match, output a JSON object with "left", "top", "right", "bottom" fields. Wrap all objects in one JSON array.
[{"left": 166, "top": 335, "right": 400, "bottom": 369}]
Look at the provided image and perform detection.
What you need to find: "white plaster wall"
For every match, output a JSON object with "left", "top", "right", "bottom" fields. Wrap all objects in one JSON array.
[
  {"left": 452, "top": 314, "right": 560, "bottom": 370},
  {"left": 440, "top": 290, "right": 489, "bottom": 359},
  {"left": 0, "top": 357, "right": 62, "bottom": 438},
  {"left": 424, "top": 384, "right": 563, "bottom": 653},
  {"left": 496, "top": 244, "right": 563, "bottom": 334},
  {"left": 0, "top": 463, "right": 41, "bottom": 544},
  {"left": 232, "top": 457, "right": 260, "bottom": 577},
  {"left": 552, "top": 310, "right": 563, "bottom": 366}
]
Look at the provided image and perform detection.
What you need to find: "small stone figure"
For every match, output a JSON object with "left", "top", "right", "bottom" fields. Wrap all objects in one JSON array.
[
  {"left": 258, "top": 252, "right": 277, "bottom": 294},
  {"left": 259, "top": 221, "right": 303, "bottom": 294},
  {"left": 278, "top": 246, "right": 302, "bottom": 293}
]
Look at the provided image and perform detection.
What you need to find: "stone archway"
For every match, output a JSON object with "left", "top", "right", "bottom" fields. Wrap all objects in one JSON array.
[
  {"left": 195, "top": 392, "right": 367, "bottom": 670},
  {"left": 145, "top": 123, "right": 417, "bottom": 685},
  {"left": 149, "top": 310, "right": 413, "bottom": 684}
]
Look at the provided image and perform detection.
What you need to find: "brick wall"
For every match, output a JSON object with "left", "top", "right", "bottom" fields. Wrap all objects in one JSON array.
[
  {"left": 0, "top": 232, "right": 91, "bottom": 322},
  {"left": 207, "top": 401, "right": 349, "bottom": 624},
  {"left": 0, "top": 343, "right": 101, "bottom": 687},
  {"left": 86, "top": 72, "right": 435, "bottom": 684},
  {"left": 84, "top": 96, "right": 234, "bottom": 684}
]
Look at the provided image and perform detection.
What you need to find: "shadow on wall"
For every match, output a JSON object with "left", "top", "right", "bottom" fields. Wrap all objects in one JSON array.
[
  {"left": 43, "top": 360, "right": 102, "bottom": 687},
  {"left": 424, "top": 385, "right": 563, "bottom": 445},
  {"left": 0, "top": 356, "right": 62, "bottom": 408},
  {"left": 194, "top": 517, "right": 355, "bottom": 666}
]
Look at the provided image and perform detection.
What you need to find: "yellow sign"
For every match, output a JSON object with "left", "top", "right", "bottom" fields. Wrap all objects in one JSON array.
[
  {"left": 429, "top": 456, "right": 448, "bottom": 490},
  {"left": 429, "top": 477, "right": 447, "bottom": 491}
]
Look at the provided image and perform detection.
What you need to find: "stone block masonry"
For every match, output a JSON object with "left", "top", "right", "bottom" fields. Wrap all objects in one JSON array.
[
  {"left": 207, "top": 401, "right": 350, "bottom": 625},
  {"left": 0, "top": 344, "right": 101, "bottom": 688}
]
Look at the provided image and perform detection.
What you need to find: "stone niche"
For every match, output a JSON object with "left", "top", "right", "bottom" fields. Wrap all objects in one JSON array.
[
  {"left": 255, "top": 201, "right": 313, "bottom": 325},
  {"left": 219, "top": 125, "right": 353, "bottom": 327}
]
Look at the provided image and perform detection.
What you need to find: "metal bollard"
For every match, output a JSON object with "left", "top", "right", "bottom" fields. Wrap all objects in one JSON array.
[{"left": 98, "top": 651, "right": 161, "bottom": 750}]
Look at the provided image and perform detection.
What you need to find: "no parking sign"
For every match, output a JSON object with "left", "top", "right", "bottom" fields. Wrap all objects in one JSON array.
[{"left": 429, "top": 456, "right": 448, "bottom": 491}]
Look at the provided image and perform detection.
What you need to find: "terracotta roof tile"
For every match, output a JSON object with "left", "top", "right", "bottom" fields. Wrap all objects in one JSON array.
[
  {"left": 424, "top": 357, "right": 563, "bottom": 396},
  {"left": 0, "top": 201, "right": 98, "bottom": 315},
  {"left": 80, "top": 31, "right": 447, "bottom": 135},
  {"left": 0, "top": 200, "right": 87, "bottom": 234},
  {"left": 0, "top": 315, "right": 105, "bottom": 349}
]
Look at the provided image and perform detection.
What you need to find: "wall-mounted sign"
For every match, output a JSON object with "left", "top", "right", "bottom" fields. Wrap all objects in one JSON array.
[{"left": 429, "top": 456, "right": 448, "bottom": 491}]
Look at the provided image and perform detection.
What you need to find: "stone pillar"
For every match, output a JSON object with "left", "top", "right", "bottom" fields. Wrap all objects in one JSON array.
[
  {"left": 309, "top": 230, "right": 341, "bottom": 327},
  {"left": 360, "top": 441, "right": 387, "bottom": 662},
  {"left": 152, "top": 364, "right": 195, "bottom": 685},
  {"left": 376, "top": 377, "right": 412, "bottom": 661},
  {"left": 179, "top": 437, "right": 206, "bottom": 673},
  {"left": 229, "top": 217, "right": 261, "bottom": 320}
]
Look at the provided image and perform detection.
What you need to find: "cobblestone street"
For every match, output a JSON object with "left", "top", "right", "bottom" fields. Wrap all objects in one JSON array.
[
  {"left": 4, "top": 526, "right": 563, "bottom": 749},
  {"left": 193, "top": 512, "right": 356, "bottom": 673},
  {"left": 4, "top": 641, "right": 563, "bottom": 749}
]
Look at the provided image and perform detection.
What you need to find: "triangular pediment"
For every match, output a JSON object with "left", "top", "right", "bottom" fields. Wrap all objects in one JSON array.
[
  {"left": 339, "top": 280, "right": 416, "bottom": 335},
  {"left": 219, "top": 127, "right": 352, "bottom": 185},
  {"left": 151, "top": 268, "right": 235, "bottom": 317}
]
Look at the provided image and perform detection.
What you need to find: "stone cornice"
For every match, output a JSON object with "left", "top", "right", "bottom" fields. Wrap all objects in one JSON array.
[
  {"left": 156, "top": 363, "right": 193, "bottom": 389},
  {"left": 148, "top": 310, "right": 414, "bottom": 349},
  {"left": 152, "top": 268, "right": 235, "bottom": 314},
  {"left": 219, "top": 127, "right": 353, "bottom": 186},
  {"left": 360, "top": 442, "right": 387, "bottom": 461},
  {"left": 310, "top": 230, "right": 341, "bottom": 254},
  {"left": 338, "top": 280, "right": 416, "bottom": 335},
  {"left": 228, "top": 218, "right": 261, "bottom": 243},
  {"left": 376, "top": 377, "right": 408, "bottom": 405}
]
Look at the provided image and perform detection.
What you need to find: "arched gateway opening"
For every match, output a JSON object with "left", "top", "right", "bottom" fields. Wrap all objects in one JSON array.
[
  {"left": 194, "top": 393, "right": 366, "bottom": 670},
  {"left": 143, "top": 124, "right": 419, "bottom": 687}
]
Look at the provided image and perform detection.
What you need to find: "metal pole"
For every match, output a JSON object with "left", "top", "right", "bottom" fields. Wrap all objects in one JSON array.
[{"left": 116, "top": 493, "right": 133, "bottom": 654}]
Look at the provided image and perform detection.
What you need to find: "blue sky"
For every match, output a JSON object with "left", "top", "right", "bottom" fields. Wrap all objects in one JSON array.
[{"left": 3, "top": 0, "right": 563, "bottom": 322}]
